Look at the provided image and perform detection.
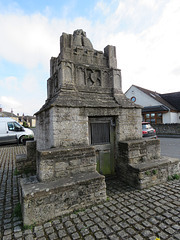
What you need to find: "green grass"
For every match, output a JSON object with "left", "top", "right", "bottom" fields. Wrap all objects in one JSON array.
[
  {"left": 168, "top": 174, "right": 180, "bottom": 181},
  {"left": 13, "top": 203, "right": 22, "bottom": 219},
  {"left": 22, "top": 224, "right": 35, "bottom": 231},
  {"left": 152, "top": 169, "right": 158, "bottom": 175},
  {"left": 145, "top": 171, "right": 150, "bottom": 176},
  {"left": 14, "top": 168, "right": 20, "bottom": 176},
  {"left": 73, "top": 208, "right": 86, "bottom": 215}
]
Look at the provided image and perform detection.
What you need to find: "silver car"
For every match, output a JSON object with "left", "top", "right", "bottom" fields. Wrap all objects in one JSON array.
[{"left": 142, "top": 122, "right": 157, "bottom": 138}]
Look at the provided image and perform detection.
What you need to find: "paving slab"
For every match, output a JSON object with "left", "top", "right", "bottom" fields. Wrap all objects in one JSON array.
[{"left": 0, "top": 145, "right": 180, "bottom": 239}]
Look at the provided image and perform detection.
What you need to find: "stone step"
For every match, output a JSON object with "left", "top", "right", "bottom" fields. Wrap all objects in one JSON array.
[
  {"left": 130, "top": 156, "right": 180, "bottom": 171},
  {"left": 19, "top": 172, "right": 106, "bottom": 225},
  {"left": 128, "top": 156, "right": 180, "bottom": 189}
]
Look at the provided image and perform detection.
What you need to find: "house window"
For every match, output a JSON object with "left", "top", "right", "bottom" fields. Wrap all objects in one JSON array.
[
  {"left": 131, "top": 96, "right": 136, "bottom": 102},
  {"left": 156, "top": 113, "right": 162, "bottom": 123},
  {"left": 150, "top": 113, "right": 155, "bottom": 123},
  {"left": 143, "top": 112, "right": 162, "bottom": 124}
]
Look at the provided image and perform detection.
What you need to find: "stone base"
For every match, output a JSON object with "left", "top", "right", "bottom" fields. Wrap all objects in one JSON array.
[
  {"left": 19, "top": 172, "right": 106, "bottom": 225},
  {"left": 16, "top": 141, "right": 36, "bottom": 174},
  {"left": 117, "top": 157, "right": 180, "bottom": 189}
]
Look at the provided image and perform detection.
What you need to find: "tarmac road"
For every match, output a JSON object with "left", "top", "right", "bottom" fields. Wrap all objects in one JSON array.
[{"left": 160, "top": 137, "right": 180, "bottom": 159}]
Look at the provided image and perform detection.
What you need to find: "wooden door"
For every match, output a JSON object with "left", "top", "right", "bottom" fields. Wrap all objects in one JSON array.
[{"left": 89, "top": 117, "right": 115, "bottom": 176}]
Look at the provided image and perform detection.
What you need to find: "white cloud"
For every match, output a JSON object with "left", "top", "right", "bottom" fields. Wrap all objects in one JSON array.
[
  {"left": 0, "top": 72, "right": 47, "bottom": 115},
  {"left": 92, "top": 0, "right": 180, "bottom": 93},
  {"left": 94, "top": 0, "right": 110, "bottom": 15},
  {"left": 0, "top": 96, "right": 22, "bottom": 112},
  {"left": 0, "top": 12, "right": 93, "bottom": 69},
  {"left": 140, "top": 0, "right": 161, "bottom": 10},
  {"left": 0, "top": 13, "right": 57, "bottom": 69},
  {"left": 22, "top": 74, "right": 39, "bottom": 93},
  {"left": 93, "top": 0, "right": 169, "bottom": 35},
  {"left": 0, "top": 76, "right": 19, "bottom": 90},
  {"left": 18, "top": 97, "right": 44, "bottom": 115},
  {"left": 0, "top": 0, "right": 180, "bottom": 116},
  {"left": 0, "top": 92, "right": 45, "bottom": 115},
  {"left": 171, "top": 66, "right": 180, "bottom": 76}
]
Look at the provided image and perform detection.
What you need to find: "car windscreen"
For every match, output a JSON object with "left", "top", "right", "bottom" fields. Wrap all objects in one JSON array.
[
  {"left": 8, "top": 122, "right": 23, "bottom": 131},
  {"left": 142, "top": 124, "right": 151, "bottom": 130}
]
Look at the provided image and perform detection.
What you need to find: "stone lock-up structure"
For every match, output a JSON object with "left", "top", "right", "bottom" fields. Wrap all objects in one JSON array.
[{"left": 18, "top": 29, "right": 180, "bottom": 225}]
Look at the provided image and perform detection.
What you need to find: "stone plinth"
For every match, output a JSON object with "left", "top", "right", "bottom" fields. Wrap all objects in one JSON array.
[
  {"left": 16, "top": 141, "right": 36, "bottom": 174},
  {"left": 36, "top": 146, "right": 97, "bottom": 181},
  {"left": 118, "top": 138, "right": 161, "bottom": 165},
  {"left": 117, "top": 139, "right": 180, "bottom": 189},
  {"left": 20, "top": 172, "right": 106, "bottom": 225},
  {"left": 19, "top": 145, "right": 107, "bottom": 225},
  {"left": 129, "top": 157, "right": 180, "bottom": 189}
]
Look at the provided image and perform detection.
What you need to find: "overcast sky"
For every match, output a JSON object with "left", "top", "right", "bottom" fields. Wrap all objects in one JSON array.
[{"left": 0, "top": 0, "right": 180, "bottom": 115}]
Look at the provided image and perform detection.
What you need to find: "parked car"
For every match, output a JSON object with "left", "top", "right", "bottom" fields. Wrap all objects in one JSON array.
[
  {"left": 142, "top": 122, "right": 157, "bottom": 138},
  {"left": 0, "top": 117, "right": 34, "bottom": 144}
]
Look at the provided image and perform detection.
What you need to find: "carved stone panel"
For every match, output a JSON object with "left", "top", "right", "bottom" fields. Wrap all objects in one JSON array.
[
  {"left": 86, "top": 69, "right": 101, "bottom": 87},
  {"left": 113, "top": 70, "right": 122, "bottom": 90},
  {"left": 102, "top": 71, "right": 110, "bottom": 88},
  {"left": 95, "top": 70, "right": 101, "bottom": 86},
  {"left": 54, "top": 71, "right": 59, "bottom": 91},
  {"left": 47, "top": 78, "right": 52, "bottom": 99},
  {"left": 76, "top": 66, "right": 86, "bottom": 85},
  {"left": 64, "top": 63, "right": 73, "bottom": 84},
  {"left": 50, "top": 57, "right": 58, "bottom": 77},
  {"left": 47, "top": 71, "right": 60, "bottom": 99}
]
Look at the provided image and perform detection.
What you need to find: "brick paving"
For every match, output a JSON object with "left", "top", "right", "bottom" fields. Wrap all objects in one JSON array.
[{"left": 0, "top": 145, "right": 180, "bottom": 240}]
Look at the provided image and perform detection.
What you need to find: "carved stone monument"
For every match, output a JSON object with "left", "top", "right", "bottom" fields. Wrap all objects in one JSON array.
[{"left": 19, "top": 29, "right": 180, "bottom": 225}]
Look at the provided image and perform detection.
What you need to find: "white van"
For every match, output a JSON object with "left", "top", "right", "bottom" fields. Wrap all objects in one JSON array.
[{"left": 0, "top": 117, "right": 34, "bottom": 144}]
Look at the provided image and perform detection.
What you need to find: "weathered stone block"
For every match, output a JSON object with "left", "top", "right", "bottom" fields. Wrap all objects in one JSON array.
[
  {"left": 20, "top": 172, "right": 106, "bottom": 225},
  {"left": 36, "top": 146, "right": 97, "bottom": 182},
  {"left": 26, "top": 140, "right": 36, "bottom": 160},
  {"left": 118, "top": 139, "right": 161, "bottom": 165},
  {"left": 16, "top": 141, "right": 36, "bottom": 174},
  {"left": 16, "top": 154, "right": 27, "bottom": 172},
  {"left": 117, "top": 138, "right": 180, "bottom": 189}
]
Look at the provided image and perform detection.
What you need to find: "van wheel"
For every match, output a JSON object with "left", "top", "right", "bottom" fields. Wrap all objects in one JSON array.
[{"left": 19, "top": 136, "right": 25, "bottom": 144}]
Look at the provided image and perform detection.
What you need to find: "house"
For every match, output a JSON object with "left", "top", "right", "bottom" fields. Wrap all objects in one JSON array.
[
  {"left": 24, "top": 115, "right": 36, "bottom": 128},
  {"left": 125, "top": 85, "right": 180, "bottom": 124},
  {"left": 0, "top": 108, "right": 19, "bottom": 122},
  {"left": 0, "top": 107, "right": 36, "bottom": 127},
  {"left": 18, "top": 114, "right": 36, "bottom": 128}
]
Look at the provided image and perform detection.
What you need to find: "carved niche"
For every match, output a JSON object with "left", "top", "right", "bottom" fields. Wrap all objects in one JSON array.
[
  {"left": 64, "top": 63, "right": 73, "bottom": 84},
  {"left": 47, "top": 71, "right": 59, "bottom": 99},
  {"left": 102, "top": 71, "right": 110, "bottom": 88},
  {"left": 76, "top": 66, "right": 86, "bottom": 85},
  {"left": 113, "top": 70, "right": 122, "bottom": 89},
  {"left": 54, "top": 71, "right": 59, "bottom": 90}
]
